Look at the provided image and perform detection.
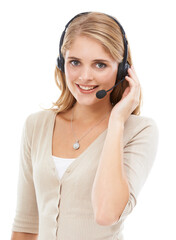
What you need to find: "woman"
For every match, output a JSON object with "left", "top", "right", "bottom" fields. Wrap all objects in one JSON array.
[{"left": 11, "top": 12, "right": 159, "bottom": 240}]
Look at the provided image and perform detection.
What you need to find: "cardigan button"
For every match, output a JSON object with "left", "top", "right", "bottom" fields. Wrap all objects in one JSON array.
[{"left": 66, "top": 169, "right": 70, "bottom": 173}]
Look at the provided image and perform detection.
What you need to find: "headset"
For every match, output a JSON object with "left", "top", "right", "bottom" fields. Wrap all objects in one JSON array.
[{"left": 56, "top": 12, "right": 130, "bottom": 99}]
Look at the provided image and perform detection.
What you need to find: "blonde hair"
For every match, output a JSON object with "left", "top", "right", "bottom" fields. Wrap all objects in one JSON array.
[{"left": 44, "top": 12, "right": 143, "bottom": 114}]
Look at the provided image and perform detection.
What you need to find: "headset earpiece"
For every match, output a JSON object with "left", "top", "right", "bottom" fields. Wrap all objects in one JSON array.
[
  {"left": 124, "top": 62, "right": 130, "bottom": 76},
  {"left": 57, "top": 56, "right": 65, "bottom": 72},
  {"left": 116, "top": 61, "right": 130, "bottom": 82},
  {"left": 116, "top": 62, "right": 124, "bottom": 81}
]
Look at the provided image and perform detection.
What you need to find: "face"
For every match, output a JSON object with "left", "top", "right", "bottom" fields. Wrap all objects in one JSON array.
[{"left": 64, "top": 35, "right": 118, "bottom": 107}]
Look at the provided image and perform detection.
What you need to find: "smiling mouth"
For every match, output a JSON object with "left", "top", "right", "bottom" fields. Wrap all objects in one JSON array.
[{"left": 76, "top": 84, "right": 99, "bottom": 90}]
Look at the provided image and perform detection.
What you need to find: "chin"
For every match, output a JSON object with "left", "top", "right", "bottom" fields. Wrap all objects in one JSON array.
[{"left": 75, "top": 96, "right": 99, "bottom": 107}]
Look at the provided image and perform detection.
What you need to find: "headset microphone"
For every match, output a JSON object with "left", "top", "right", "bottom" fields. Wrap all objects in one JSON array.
[{"left": 96, "top": 78, "right": 126, "bottom": 99}]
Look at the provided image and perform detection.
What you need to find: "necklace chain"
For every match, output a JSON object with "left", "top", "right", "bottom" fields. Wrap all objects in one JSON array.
[{"left": 71, "top": 107, "right": 111, "bottom": 150}]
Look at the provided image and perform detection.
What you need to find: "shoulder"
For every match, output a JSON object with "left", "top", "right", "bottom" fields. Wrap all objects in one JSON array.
[
  {"left": 24, "top": 109, "right": 56, "bottom": 132},
  {"left": 25, "top": 109, "right": 55, "bottom": 123},
  {"left": 125, "top": 114, "right": 158, "bottom": 130},
  {"left": 124, "top": 114, "right": 159, "bottom": 144},
  {"left": 22, "top": 109, "right": 56, "bottom": 144}
]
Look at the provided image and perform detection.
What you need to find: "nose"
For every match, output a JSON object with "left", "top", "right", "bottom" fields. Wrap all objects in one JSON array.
[{"left": 79, "top": 66, "right": 94, "bottom": 81}]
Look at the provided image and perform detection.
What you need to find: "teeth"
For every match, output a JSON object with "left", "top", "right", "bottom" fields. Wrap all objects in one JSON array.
[{"left": 79, "top": 85, "right": 95, "bottom": 90}]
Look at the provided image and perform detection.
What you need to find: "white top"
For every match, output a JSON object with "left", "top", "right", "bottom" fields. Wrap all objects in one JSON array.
[{"left": 52, "top": 155, "right": 76, "bottom": 179}]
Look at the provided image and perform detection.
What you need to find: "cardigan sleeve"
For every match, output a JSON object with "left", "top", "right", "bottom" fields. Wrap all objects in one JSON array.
[
  {"left": 11, "top": 114, "right": 39, "bottom": 234},
  {"left": 113, "top": 117, "right": 159, "bottom": 225}
]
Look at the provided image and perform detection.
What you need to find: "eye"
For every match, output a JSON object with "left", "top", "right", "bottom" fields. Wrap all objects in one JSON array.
[
  {"left": 96, "top": 62, "right": 107, "bottom": 69},
  {"left": 70, "top": 60, "right": 80, "bottom": 66}
]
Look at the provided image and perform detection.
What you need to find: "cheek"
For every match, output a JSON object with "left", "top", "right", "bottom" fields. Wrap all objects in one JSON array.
[
  {"left": 100, "top": 69, "right": 117, "bottom": 86},
  {"left": 65, "top": 66, "right": 79, "bottom": 83}
]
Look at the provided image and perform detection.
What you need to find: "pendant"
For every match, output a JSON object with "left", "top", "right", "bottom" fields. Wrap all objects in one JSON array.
[{"left": 73, "top": 141, "right": 80, "bottom": 150}]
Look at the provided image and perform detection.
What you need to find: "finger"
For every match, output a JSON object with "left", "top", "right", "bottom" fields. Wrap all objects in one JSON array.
[
  {"left": 128, "top": 67, "right": 139, "bottom": 84},
  {"left": 125, "top": 75, "right": 140, "bottom": 96},
  {"left": 131, "top": 65, "right": 137, "bottom": 74},
  {"left": 125, "top": 75, "right": 136, "bottom": 88},
  {"left": 131, "top": 65, "right": 137, "bottom": 75},
  {"left": 125, "top": 75, "right": 140, "bottom": 103},
  {"left": 128, "top": 68, "right": 137, "bottom": 81},
  {"left": 127, "top": 69, "right": 140, "bottom": 89}
]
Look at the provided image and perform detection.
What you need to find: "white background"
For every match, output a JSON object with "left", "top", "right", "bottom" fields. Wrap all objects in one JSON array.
[{"left": 0, "top": 0, "right": 175, "bottom": 239}]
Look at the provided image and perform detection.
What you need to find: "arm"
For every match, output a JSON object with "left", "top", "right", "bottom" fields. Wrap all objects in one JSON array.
[
  {"left": 91, "top": 116, "right": 159, "bottom": 226},
  {"left": 11, "top": 114, "right": 39, "bottom": 233},
  {"left": 91, "top": 118, "right": 129, "bottom": 225},
  {"left": 11, "top": 232, "right": 38, "bottom": 240}
]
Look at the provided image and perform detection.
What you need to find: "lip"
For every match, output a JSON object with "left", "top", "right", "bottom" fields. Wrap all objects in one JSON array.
[
  {"left": 76, "top": 83, "right": 99, "bottom": 87},
  {"left": 76, "top": 84, "right": 99, "bottom": 94}
]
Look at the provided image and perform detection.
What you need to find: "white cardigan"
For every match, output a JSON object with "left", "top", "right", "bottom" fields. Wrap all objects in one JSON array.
[{"left": 11, "top": 109, "right": 159, "bottom": 240}]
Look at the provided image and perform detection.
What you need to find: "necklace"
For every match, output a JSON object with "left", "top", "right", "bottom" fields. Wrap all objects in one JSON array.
[{"left": 71, "top": 108, "right": 111, "bottom": 150}]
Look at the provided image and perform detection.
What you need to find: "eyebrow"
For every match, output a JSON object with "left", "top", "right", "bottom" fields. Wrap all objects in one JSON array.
[{"left": 67, "top": 56, "right": 110, "bottom": 62}]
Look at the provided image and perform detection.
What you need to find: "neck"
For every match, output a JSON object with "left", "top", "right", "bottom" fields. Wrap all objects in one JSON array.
[{"left": 72, "top": 102, "right": 113, "bottom": 124}]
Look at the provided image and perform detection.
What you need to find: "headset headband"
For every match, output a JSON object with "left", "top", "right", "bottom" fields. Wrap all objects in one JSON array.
[{"left": 58, "top": 12, "right": 128, "bottom": 73}]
